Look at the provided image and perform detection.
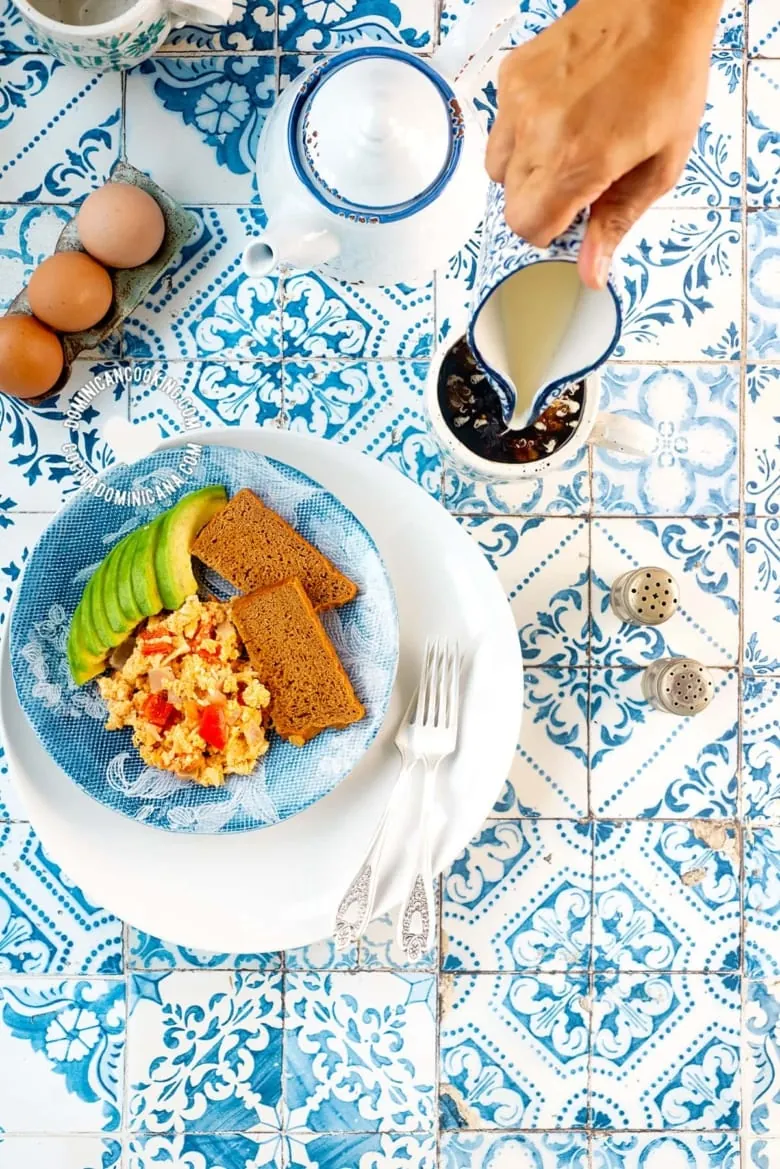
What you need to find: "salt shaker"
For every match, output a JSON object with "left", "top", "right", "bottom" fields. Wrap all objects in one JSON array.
[
  {"left": 611, "top": 567, "right": 680, "bottom": 626},
  {"left": 641, "top": 658, "right": 714, "bottom": 716}
]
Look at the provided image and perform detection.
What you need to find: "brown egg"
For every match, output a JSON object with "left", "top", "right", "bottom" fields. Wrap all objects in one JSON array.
[
  {"left": 27, "top": 252, "right": 113, "bottom": 333},
  {"left": 0, "top": 314, "right": 64, "bottom": 399},
  {"left": 77, "top": 182, "right": 166, "bottom": 269}
]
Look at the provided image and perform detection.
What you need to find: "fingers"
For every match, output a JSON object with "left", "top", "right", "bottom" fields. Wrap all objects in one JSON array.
[
  {"left": 504, "top": 159, "right": 607, "bottom": 248},
  {"left": 485, "top": 111, "right": 515, "bottom": 185},
  {"left": 579, "top": 149, "right": 686, "bottom": 289}
]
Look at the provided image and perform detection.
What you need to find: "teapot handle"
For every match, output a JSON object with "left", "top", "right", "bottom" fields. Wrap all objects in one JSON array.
[{"left": 431, "top": 0, "right": 519, "bottom": 89}]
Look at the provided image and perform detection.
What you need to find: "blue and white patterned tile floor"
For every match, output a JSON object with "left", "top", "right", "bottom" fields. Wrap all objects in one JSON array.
[{"left": 0, "top": 0, "right": 779, "bottom": 1165}]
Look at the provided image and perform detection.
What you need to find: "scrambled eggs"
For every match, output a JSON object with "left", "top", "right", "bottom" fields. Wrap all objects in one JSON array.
[{"left": 97, "top": 595, "right": 270, "bottom": 787}]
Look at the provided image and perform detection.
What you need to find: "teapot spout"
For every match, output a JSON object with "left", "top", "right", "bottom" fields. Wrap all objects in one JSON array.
[{"left": 243, "top": 219, "right": 340, "bottom": 277}]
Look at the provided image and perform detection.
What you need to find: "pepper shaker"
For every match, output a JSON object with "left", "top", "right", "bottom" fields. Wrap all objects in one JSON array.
[
  {"left": 642, "top": 658, "right": 714, "bottom": 716},
  {"left": 611, "top": 567, "right": 680, "bottom": 626}
]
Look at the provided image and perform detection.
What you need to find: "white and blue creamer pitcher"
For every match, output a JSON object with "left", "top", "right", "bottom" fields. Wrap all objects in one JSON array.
[
  {"left": 468, "top": 183, "right": 624, "bottom": 432},
  {"left": 242, "top": 0, "right": 521, "bottom": 285}
]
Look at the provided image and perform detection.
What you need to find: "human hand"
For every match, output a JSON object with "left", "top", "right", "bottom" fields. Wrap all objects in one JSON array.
[{"left": 485, "top": 0, "right": 722, "bottom": 290}]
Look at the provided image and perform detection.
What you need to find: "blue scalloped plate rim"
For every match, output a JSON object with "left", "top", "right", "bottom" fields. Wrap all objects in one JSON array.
[{"left": 9, "top": 445, "right": 399, "bottom": 834}]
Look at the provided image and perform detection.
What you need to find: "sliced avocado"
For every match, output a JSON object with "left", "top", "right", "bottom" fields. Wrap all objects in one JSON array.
[
  {"left": 154, "top": 485, "right": 228, "bottom": 610},
  {"left": 116, "top": 529, "right": 145, "bottom": 627},
  {"left": 131, "top": 516, "right": 164, "bottom": 617},
  {"left": 77, "top": 570, "right": 107, "bottom": 659},
  {"left": 67, "top": 598, "right": 107, "bottom": 686},
  {"left": 102, "top": 538, "right": 135, "bottom": 641},
  {"left": 88, "top": 559, "right": 126, "bottom": 650}
]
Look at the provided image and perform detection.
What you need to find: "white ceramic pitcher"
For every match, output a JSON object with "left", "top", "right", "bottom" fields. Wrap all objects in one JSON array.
[{"left": 242, "top": 0, "right": 520, "bottom": 286}]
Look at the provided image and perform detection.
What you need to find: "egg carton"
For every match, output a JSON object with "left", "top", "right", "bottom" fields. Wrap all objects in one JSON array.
[{"left": 4, "top": 160, "right": 199, "bottom": 401}]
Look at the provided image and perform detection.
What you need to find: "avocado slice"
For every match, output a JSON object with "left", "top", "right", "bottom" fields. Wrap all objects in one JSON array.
[
  {"left": 77, "top": 570, "right": 107, "bottom": 659},
  {"left": 131, "top": 516, "right": 164, "bottom": 617},
  {"left": 88, "top": 559, "right": 126, "bottom": 650},
  {"left": 102, "top": 538, "right": 135, "bottom": 640},
  {"left": 116, "top": 530, "right": 145, "bottom": 627},
  {"left": 66, "top": 601, "right": 107, "bottom": 686},
  {"left": 154, "top": 485, "right": 227, "bottom": 610}
]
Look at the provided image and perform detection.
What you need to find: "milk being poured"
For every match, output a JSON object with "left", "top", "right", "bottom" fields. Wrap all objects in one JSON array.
[{"left": 470, "top": 259, "right": 619, "bottom": 431}]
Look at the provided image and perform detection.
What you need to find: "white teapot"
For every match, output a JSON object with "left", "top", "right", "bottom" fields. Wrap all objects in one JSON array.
[{"left": 242, "top": 0, "right": 518, "bottom": 286}]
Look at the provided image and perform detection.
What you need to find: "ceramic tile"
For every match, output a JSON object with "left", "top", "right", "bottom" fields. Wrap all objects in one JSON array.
[
  {"left": 593, "top": 820, "right": 740, "bottom": 972},
  {"left": 492, "top": 668, "right": 588, "bottom": 819},
  {"left": 749, "top": 211, "right": 780, "bottom": 357},
  {"left": 750, "top": 0, "right": 780, "bottom": 55},
  {"left": 743, "top": 677, "right": 780, "bottom": 820},
  {"left": 278, "top": 0, "right": 433, "bottom": 51},
  {"left": 441, "top": 1131, "right": 588, "bottom": 1169},
  {"left": 282, "top": 361, "right": 441, "bottom": 496},
  {"left": 281, "top": 273, "right": 433, "bottom": 361},
  {"left": 747, "top": 62, "right": 780, "bottom": 205},
  {"left": 125, "top": 57, "right": 275, "bottom": 204},
  {"left": 593, "top": 365, "right": 739, "bottom": 515},
  {"left": 0, "top": 978, "right": 125, "bottom": 1131},
  {"left": 284, "top": 971, "right": 436, "bottom": 1131},
  {"left": 463, "top": 517, "right": 589, "bottom": 666},
  {"left": 441, "top": 820, "right": 591, "bottom": 972},
  {"left": 129, "top": 360, "right": 283, "bottom": 431},
  {"left": 0, "top": 1138, "right": 121, "bottom": 1169},
  {"left": 284, "top": 938, "right": 358, "bottom": 970},
  {"left": 613, "top": 209, "right": 742, "bottom": 362},
  {"left": 746, "top": 367, "right": 780, "bottom": 514},
  {"left": 359, "top": 896, "right": 439, "bottom": 970},
  {"left": 749, "top": 1140, "right": 780, "bottom": 1168},
  {"left": 127, "top": 1134, "right": 283, "bottom": 1168},
  {"left": 0, "top": 58, "right": 120, "bottom": 203},
  {"left": 0, "top": 0, "right": 42, "bottom": 51},
  {"left": 590, "top": 518, "right": 740, "bottom": 666},
  {"left": 444, "top": 452, "right": 591, "bottom": 517},
  {"left": 440, "top": 0, "right": 743, "bottom": 50},
  {"left": 439, "top": 972, "right": 589, "bottom": 1129},
  {"left": 127, "top": 929, "right": 280, "bottom": 970},
  {"left": 591, "top": 971, "right": 740, "bottom": 1129},
  {"left": 0, "top": 823, "right": 121, "bottom": 974},
  {"left": 0, "top": 361, "right": 128, "bottom": 512},
  {"left": 123, "top": 207, "right": 281, "bottom": 361},
  {"left": 161, "top": 0, "right": 275, "bottom": 51},
  {"left": 745, "top": 826, "right": 780, "bottom": 977},
  {"left": 744, "top": 518, "right": 780, "bottom": 672},
  {"left": 286, "top": 1133, "right": 436, "bottom": 1168},
  {"left": 590, "top": 667, "right": 738, "bottom": 819},
  {"left": 670, "top": 53, "right": 743, "bottom": 208},
  {"left": 127, "top": 970, "right": 283, "bottom": 1131},
  {"left": 592, "top": 1133, "right": 740, "bottom": 1168},
  {"left": 744, "top": 980, "right": 780, "bottom": 1136},
  {"left": 0, "top": 510, "right": 49, "bottom": 820}
]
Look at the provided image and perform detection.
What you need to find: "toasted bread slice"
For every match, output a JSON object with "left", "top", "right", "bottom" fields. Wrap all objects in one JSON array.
[
  {"left": 231, "top": 577, "right": 365, "bottom": 745},
  {"left": 192, "top": 488, "right": 357, "bottom": 611}
]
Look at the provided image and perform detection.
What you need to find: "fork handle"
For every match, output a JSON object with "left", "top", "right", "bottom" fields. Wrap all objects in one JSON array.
[
  {"left": 397, "top": 763, "right": 439, "bottom": 961},
  {"left": 334, "top": 759, "right": 416, "bottom": 950}
]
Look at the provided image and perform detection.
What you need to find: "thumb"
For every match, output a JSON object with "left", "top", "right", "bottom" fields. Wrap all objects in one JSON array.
[{"left": 579, "top": 153, "right": 679, "bottom": 291}]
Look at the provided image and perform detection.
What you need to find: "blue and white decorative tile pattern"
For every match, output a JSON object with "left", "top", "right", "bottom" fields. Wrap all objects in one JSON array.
[{"left": 0, "top": 11, "right": 775, "bottom": 1167}]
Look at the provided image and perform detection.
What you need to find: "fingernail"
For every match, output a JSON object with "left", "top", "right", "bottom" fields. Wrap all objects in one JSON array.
[{"left": 596, "top": 255, "right": 612, "bottom": 290}]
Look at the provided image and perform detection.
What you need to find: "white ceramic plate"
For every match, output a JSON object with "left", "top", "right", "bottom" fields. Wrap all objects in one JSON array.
[{"left": 0, "top": 429, "right": 523, "bottom": 952}]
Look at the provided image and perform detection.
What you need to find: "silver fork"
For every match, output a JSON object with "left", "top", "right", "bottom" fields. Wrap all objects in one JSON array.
[
  {"left": 397, "top": 638, "right": 460, "bottom": 961},
  {"left": 333, "top": 686, "right": 423, "bottom": 951}
]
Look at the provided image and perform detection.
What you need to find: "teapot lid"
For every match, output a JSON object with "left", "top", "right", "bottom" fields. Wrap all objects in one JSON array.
[{"left": 288, "top": 48, "right": 465, "bottom": 223}]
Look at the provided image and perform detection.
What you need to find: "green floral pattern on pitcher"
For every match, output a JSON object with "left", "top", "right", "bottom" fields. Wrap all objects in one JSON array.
[{"left": 26, "top": 14, "right": 168, "bottom": 69}]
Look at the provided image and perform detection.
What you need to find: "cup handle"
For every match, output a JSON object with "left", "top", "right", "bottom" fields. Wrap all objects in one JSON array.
[
  {"left": 166, "top": 0, "right": 231, "bottom": 27},
  {"left": 588, "top": 411, "right": 656, "bottom": 458}
]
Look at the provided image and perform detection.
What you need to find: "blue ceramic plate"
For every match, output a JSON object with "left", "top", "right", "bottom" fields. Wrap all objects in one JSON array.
[{"left": 9, "top": 446, "right": 398, "bottom": 834}]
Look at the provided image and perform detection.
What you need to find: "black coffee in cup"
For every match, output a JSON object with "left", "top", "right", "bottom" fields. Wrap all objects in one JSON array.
[{"left": 437, "top": 336, "right": 584, "bottom": 465}]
